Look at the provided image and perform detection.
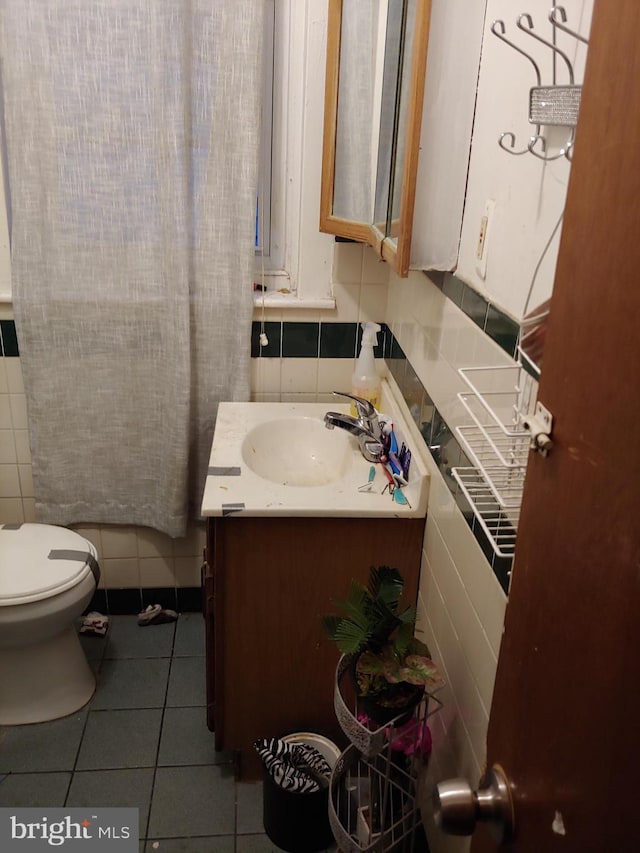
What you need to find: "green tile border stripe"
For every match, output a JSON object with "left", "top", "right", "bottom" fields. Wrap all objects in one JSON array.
[
  {"left": 248, "top": 274, "right": 518, "bottom": 361},
  {"left": 429, "top": 272, "right": 520, "bottom": 359},
  {"left": 0, "top": 319, "right": 19, "bottom": 357},
  {"left": 251, "top": 321, "right": 388, "bottom": 359},
  {"left": 2, "top": 292, "right": 514, "bottom": 362}
]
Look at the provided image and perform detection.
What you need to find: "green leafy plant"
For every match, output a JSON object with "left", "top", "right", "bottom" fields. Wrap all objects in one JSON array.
[{"left": 322, "top": 566, "right": 442, "bottom": 707}]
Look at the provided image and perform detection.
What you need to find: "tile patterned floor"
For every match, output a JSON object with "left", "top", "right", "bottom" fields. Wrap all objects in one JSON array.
[{"left": 0, "top": 614, "right": 291, "bottom": 852}]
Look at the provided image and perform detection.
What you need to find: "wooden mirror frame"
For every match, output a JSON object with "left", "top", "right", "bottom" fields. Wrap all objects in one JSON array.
[{"left": 320, "top": 0, "right": 432, "bottom": 277}]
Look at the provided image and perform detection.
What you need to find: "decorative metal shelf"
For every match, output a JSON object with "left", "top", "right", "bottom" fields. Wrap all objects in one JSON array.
[
  {"left": 330, "top": 656, "right": 443, "bottom": 853},
  {"left": 491, "top": 6, "right": 589, "bottom": 163},
  {"left": 330, "top": 743, "right": 422, "bottom": 853}
]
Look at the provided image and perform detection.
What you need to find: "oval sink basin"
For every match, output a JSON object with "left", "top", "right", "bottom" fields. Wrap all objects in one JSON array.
[{"left": 241, "top": 416, "right": 354, "bottom": 486}]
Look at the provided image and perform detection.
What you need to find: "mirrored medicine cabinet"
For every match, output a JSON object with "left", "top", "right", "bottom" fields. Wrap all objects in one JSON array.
[{"left": 320, "top": 0, "right": 432, "bottom": 277}]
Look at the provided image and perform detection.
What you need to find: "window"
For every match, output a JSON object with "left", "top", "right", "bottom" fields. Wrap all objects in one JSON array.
[
  {"left": 254, "top": 0, "right": 335, "bottom": 307},
  {"left": 256, "top": 0, "right": 274, "bottom": 260},
  {"left": 0, "top": 1, "right": 336, "bottom": 308}
]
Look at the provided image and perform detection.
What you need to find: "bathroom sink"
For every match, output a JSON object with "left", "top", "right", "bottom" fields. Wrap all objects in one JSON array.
[
  {"left": 201, "top": 393, "right": 429, "bottom": 517},
  {"left": 241, "top": 417, "right": 353, "bottom": 486}
]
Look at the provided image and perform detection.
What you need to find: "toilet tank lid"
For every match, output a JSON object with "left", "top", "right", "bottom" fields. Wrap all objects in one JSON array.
[{"left": 0, "top": 524, "right": 98, "bottom": 605}]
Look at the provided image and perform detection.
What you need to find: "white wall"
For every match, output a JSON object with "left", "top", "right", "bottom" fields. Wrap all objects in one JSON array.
[{"left": 0, "top": 154, "right": 9, "bottom": 302}]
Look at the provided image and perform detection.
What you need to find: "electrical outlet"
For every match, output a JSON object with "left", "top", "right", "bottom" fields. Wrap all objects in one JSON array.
[
  {"left": 476, "top": 199, "right": 496, "bottom": 280},
  {"left": 477, "top": 215, "right": 488, "bottom": 260}
]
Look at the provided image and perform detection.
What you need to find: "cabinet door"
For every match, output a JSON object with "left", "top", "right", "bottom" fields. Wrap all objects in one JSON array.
[
  {"left": 320, "top": 0, "right": 432, "bottom": 276},
  {"left": 214, "top": 515, "right": 425, "bottom": 779},
  {"left": 203, "top": 522, "right": 216, "bottom": 735},
  {"left": 410, "top": 0, "right": 485, "bottom": 271}
]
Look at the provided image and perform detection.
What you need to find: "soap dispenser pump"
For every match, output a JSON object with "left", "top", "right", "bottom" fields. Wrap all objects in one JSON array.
[{"left": 351, "top": 322, "right": 382, "bottom": 414}]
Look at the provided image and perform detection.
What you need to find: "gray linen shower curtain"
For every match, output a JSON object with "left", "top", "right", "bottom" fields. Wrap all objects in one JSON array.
[{"left": 0, "top": 0, "right": 263, "bottom": 536}]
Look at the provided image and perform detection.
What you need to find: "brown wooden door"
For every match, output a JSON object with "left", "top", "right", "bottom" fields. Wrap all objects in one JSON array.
[{"left": 469, "top": 1, "right": 640, "bottom": 850}]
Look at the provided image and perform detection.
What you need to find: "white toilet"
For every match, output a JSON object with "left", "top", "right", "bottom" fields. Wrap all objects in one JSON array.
[{"left": 0, "top": 523, "right": 100, "bottom": 725}]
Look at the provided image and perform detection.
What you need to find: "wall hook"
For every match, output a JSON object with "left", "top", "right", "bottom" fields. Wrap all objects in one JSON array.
[
  {"left": 527, "top": 134, "right": 569, "bottom": 162},
  {"left": 516, "top": 13, "right": 575, "bottom": 84},
  {"left": 491, "top": 20, "right": 542, "bottom": 155},
  {"left": 491, "top": 20, "right": 542, "bottom": 84},
  {"left": 549, "top": 6, "right": 589, "bottom": 45},
  {"left": 492, "top": 11, "right": 588, "bottom": 161},
  {"left": 498, "top": 131, "right": 531, "bottom": 157}
]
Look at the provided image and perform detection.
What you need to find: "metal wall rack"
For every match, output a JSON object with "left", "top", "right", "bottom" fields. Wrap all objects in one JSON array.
[
  {"left": 491, "top": 5, "right": 589, "bottom": 162},
  {"left": 452, "top": 362, "right": 542, "bottom": 559}
]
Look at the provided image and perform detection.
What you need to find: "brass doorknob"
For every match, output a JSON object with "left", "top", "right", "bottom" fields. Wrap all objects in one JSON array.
[{"left": 433, "top": 765, "right": 515, "bottom": 843}]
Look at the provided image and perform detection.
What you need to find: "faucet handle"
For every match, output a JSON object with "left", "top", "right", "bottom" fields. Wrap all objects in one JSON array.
[{"left": 331, "top": 391, "right": 377, "bottom": 421}]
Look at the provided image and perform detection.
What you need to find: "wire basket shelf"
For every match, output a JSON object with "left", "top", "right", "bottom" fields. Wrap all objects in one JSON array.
[
  {"left": 456, "top": 414, "right": 530, "bottom": 468},
  {"left": 459, "top": 364, "right": 538, "bottom": 434},
  {"left": 329, "top": 744, "right": 422, "bottom": 853},
  {"left": 452, "top": 467, "right": 520, "bottom": 558},
  {"left": 453, "top": 364, "right": 540, "bottom": 556}
]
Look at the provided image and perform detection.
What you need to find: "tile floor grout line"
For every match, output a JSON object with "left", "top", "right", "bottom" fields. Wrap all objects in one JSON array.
[
  {"left": 1, "top": 614, "right": 254, "bottom": 852},
  {"left": 63, "top": 628, "right": 109, "bottom": 806},
  {"left": 143, "top": 620, "right": 178, "bottom": 844}
]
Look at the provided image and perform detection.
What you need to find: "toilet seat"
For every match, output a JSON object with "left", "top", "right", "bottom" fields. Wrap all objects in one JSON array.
[{"left": 0, "top": 524, "right": 97, "bottom": 606}]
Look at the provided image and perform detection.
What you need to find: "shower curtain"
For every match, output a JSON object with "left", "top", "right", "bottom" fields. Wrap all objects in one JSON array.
[{"left": 0, "top": 0, "right": 263, "bottom": 536}]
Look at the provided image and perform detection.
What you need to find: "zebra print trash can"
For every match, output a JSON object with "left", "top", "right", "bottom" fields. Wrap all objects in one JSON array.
[{"left": 262, "top": 733, "right": 341, "bottom": 853}]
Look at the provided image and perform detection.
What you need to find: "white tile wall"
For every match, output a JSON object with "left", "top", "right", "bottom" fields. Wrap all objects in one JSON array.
[
  {"left": 0, "top": 358, "right": 33, "bottom": 524},
  {"left": 69, "top": 522, "right": 206, "bottom": 591},
  {"left": 386, "top": 270, "right": 509, "bottom": 853}
]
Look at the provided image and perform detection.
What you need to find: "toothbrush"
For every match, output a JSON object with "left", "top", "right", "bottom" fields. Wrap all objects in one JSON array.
[
  {"left": 388, "top": 450, "right": 404, "bottom": 478},
  {"left": 393, "top": 487, "right": 411, "bottom": 508},
  {"left": 380, "top": 462, "right": 396, "bottom": 493}
]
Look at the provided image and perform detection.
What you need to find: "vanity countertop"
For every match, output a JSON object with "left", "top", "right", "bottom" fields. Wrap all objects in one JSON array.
[{"left": 201, "top": 388, "right": 429, "bottom": 518}]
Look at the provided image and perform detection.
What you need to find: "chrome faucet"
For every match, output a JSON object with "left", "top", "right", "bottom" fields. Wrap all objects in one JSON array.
[{"left": 324, "top": 392, "right": 385, "bottom": 463}]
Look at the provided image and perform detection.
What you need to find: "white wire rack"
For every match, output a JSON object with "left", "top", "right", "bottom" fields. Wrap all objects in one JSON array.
[
  {"left": 453, "top": 363, "right": 539, "bottom": 557},
  {"left": 459, "top": 364, "right": 538, "bottom": 431},
  {"left": 457, "top": 421, "right": 529, "bottom": 468},
  {"left": 456, "top": 426, "right": 528, "bottom": 507},
  {"left": 452, "top": 467, "right": 520, "bottom": 558},
  {"left": 458, "top": 390, "right": 529, "bottom": 443}
]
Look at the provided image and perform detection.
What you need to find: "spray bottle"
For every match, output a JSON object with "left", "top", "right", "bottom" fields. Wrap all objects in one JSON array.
[{"left": 351, "top": 322, "right": 382, "bottom": 415}]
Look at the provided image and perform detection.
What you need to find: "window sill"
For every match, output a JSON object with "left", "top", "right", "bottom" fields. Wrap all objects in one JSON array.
[
  {"left": 2, "top": 291, "right": 336, "bottom": 315},
  {"left": 252, "top": 291, "right": 335, "bottom": 310},
  {"left": 0, "top": 293, "right": 13, "bottom": 320}
]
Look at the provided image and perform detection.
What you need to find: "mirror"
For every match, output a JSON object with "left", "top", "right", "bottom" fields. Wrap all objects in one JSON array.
[{"left": 320, "top": 0, "right": 431, "bottom": 277}]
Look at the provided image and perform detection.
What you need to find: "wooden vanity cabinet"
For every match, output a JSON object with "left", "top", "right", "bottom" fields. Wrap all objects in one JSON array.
[{"left": 205, "top": 515, "right": 425, "bottom": 779}]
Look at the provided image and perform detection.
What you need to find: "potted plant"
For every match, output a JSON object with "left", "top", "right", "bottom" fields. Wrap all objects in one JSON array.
[{"left": 322, "top": 566, "right": 442, "bottom": 724}]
